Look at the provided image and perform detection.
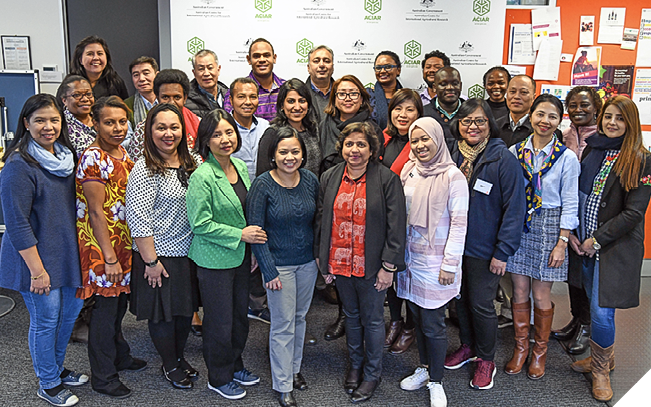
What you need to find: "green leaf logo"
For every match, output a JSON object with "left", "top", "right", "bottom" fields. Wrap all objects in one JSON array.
[
  {"left": 187, "top": 37, "right": 205, "bottom": 55},
  {"left": 296, "top": 39, "right": 314, "bottom": 58},
  {"left": 468, "top": 84, "right": 486, "bottom": 99},
  {"left": 404, "top": 40, "right": 422, "bottom": 60},
  {"left": 255, "top": 0, "right": 272, "bottom": 13},
  {"left": 364, "top": 0, "right": 381, "bottom": 15},
  {"left": 473, "top": 0, "right": 490, "bottom": 17}
]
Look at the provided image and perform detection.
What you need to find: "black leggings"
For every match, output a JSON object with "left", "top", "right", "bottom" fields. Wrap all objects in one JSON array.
[
  {"left": 148, "top": 316, "right": 192, "bottom": 371},
  {"left": 386, "top": 286, "right": 415, "bottom": 329}
]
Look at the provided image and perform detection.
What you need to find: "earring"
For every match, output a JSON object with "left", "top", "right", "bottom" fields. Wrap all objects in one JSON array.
[
  {"left": 271, "top": 158, "right": 275, "bottom": 162},
  {"left": 301, "top": 158, "right": 304, "bottom": 161}
]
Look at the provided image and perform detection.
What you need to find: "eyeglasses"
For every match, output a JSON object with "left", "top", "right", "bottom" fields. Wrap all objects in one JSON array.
[
  {"left": 373, "top": 64, "right": 398, "bottom": 72},
  {"left": 460, "top": 117, "right": 488, "bottom": 127},
  {"left": 335, "top": 91, "right": 361, "bottom": 101},
  {"left": 66, "top": 92, "right": 94, "bottom": 101}
]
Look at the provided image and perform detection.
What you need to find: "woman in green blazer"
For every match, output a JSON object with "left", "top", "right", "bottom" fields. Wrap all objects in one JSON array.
[{"left": 186, "top": 109, "right": 267, "bottom": 401}]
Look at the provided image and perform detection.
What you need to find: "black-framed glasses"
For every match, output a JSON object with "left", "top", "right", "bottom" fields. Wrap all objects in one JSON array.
[
  {"left": 373, "top": 64, "right": 398, "bottom": 72},
  {"left": 460, "top": 117, "right": 488, "bottom": 127},
  {"left": 335, "top": 91, "right": 361, "bottom": 101},
  {"left": 66, "top": 92, "right": 94, "bottom": 101}
]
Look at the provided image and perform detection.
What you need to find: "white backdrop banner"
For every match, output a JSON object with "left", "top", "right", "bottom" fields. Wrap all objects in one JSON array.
[{"left": 169, "top": 0, "right": 505, "bottom": 99}]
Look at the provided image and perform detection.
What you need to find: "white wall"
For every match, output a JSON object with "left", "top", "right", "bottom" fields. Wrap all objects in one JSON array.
[{"left": 0, "top": 0, "right": 67, "bottom": 95}]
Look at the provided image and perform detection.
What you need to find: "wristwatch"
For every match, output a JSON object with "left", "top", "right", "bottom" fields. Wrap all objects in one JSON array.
[
  {"left": 558, "top": 235, "right": 569, "bottom": 243},
  {"left": 592, "top": 237, "right": 601, "bottom": 250},
  {"left": 144, "top": 257, "right": 159, "bottom": 267}
]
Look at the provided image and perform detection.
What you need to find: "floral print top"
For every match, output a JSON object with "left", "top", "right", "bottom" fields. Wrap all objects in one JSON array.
[{"left": 76, "top": 146, "right": 134, "bottom": 299}]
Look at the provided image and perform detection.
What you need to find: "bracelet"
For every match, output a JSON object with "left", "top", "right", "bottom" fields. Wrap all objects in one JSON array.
[
  {"left": 30, "top": 271, "right": 46, "bottom": 280},
  {"left": 105, "top": 258, "right": 119, "bottom": 265},
  {"left": 382, "top": 262, "right": 397, "bottom": 272},
  {"left": 558, "top": 235, "right": 569, "bottom": 243}
]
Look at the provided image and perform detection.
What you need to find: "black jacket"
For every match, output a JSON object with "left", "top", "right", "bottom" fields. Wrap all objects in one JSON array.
[
  {"left": 496, "top": 114, "right": 533, "bottom": 148},
  {"left": 185, "top": 78, "right": 228, "bottom": 118},
  {"left": 314, "top": 160, "right": 406, "bottom": 278},
  {"left": 422, "top": 98, "right": 464, "bottom": 154}
]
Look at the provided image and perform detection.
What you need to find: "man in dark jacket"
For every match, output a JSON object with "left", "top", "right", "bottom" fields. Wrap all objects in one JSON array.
[
  {"left": 306, "top": 45, "right": 335, "bottom": 124},
  {"left": 422, "top": 67, "right": 464, "bottom": 153},
  {"left": 496, "top": 75, "right": 536, "bottom": 147},
  {"left": 185, "top": 49, "right": 228, "bottom": 118}
]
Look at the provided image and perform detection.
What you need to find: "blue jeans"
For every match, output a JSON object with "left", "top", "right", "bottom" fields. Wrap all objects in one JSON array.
[
  {"left": 20, "top": 286, "right": 83, "bottom": 389},
  {"left": 582, "top": 258, "right": 616, "bottom": 348}
]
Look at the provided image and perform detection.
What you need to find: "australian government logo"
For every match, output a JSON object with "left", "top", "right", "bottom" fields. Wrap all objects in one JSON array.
[
  {"left": 296, "top": 38, "right": 314, "bottom": 63},
  {"left": 364, "top": 0, "right": 381, "bottom": 21},
  {"left": 404, "top": 40, "right": 422, "bottom": 67},
  {"left": 468, "top": 84, "right": 486, "bottom": 99},
  {"left": 420, "top": 0, "right": 435, "bottom": 8},
  {"left": 343, "top": 40, "right": 373, "bottom": 65},
  {"left": 472, "top": 0, "right": 490, "bottom": 23},
  {"left": 352, "top": 39, "right": 367, "bottom": 52},
  {"left": 255, "top": 0, "right": 272, "bottom": 18},
  {"left": 459, "top": 41, "right": 474, "bottom": 53}
]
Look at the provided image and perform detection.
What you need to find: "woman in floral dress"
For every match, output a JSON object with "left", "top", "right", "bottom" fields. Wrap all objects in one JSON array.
[{"left": 76, "top": 96, "right": 146, "bottom": 399}]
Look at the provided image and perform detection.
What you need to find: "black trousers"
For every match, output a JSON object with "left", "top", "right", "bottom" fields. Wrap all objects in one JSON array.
[
  {"left": 569, "top": 284, "right": 591, "bottom": 325},
  {"left": 455, "top": 256, "right": 501, "bottom": 361},
  {"left": 197, "top": 254, "right": 251, "bottom": 388},
  {"left": 248, "top": 266, "right": 267, "bottom": 311},
  {"left": 88, "top": 293, "right": 134, "bottom": 391},
  {"left": 408, "top": 301, "right": 447, "bottom": 382},
  {"left": 386, "top": 285, "right": 415, "bottom": 328}
]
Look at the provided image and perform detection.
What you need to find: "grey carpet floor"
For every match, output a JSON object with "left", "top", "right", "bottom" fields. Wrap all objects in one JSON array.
[{"left": 0, "top": 287, "right": 605, "bottom": 407}]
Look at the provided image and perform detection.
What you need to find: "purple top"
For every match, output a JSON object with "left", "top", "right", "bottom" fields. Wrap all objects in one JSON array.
[{"left": 223, "top": 72, "right": 285, "bottom": 122}]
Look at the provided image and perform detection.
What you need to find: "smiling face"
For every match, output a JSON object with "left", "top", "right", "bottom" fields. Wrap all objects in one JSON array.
[
  {"left": 391, "top": 100, "right": 419, "bottom": 136},
  {"left": 341, "top": 131, "right": 371, "bottom": 172},
  {"left": 93, "top": 106, "right": 129, "bottom": 148},
  {"left": 80, "top": 43, "right": 107, "bottom": 76},
  {"left": 230, "top": 82, "right": 259, "bottom": 122},
  {"left": 374, "top": 54, "right": 401, "bottom": 87},
  {"left": 531, "top": 101, "right": 561, "bottom": 139},
  {"left": 567, "top": 91, "right": 597, "bottom": 127},
  {"left": 459, "top": 107, "right": 490, "bottom": 146},
  {"left": 506, "top": 76, "right": 535, "bottom": 116},
  {"left": 247, "top": 42, "right": 276, "bottom": 79},
  {"left": 131, "top": 63, "right": 158, "bottom": 96},
  {"left": 209, "top": 119, "right": 238, "bottom": 160},
  {"left": 410, "top": 127, "right": 437, "bottom": 162},
  {"left": 24, "top": 105, "right": 62, "bottom": 154},
  {"left": 601, "top": 105, "right": 626, "bottom": 138},
  {"left": 192, "top": 54, "right": 221, "bottom": 92},
  {"left": 158, "top": 83, "right": 187, "bottom": 112},
  {"left": 62, "top": 80, "right": 94, "bottom": 118},
  {"left": 334, "top": 81, "right": 362, "bottom": 121},
  {"left": 274, "top": 137, "right": 303, "bottom": 176},
  {"left": 485, "top": 71, "right": 509, "bottom": 103},
  {"left": 422, "top": 57, "right": 445, "bottom": 87},
  {"left": 151, "top": 110, "right": 182, "bottom": 157},
  {"left": 434, "top": 69, "right": 462, "bottom": 107},
  {"left": 307, "top": 48, "right": 334, "bottom": 82},
  {"left": 283, "top": 90, "right": 308, "bottom": 127}
]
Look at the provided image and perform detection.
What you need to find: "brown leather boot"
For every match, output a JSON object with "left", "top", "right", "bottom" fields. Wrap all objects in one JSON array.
[
  {"left": 390, "top": 327, "right": 415, "bottom": 354},
  {"left": 590, "top": 340, "right": 614, "bottom": 401},
  {"left": 527, "top": 304, "right": 554, "bottom": 380},
  {"left": 570, "top": 354, "right": 615, "bottom": 373},
  {"left": 384, "top": 320, "right": 403, "bottom": 348},
  {"left": 504, "top": 300, "right": 531, "bottom": 374}
]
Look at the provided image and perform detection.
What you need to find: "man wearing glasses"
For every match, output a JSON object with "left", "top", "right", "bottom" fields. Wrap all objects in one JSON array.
[{"left": 423, "top": 67, "right": 464, "bottom": 152}]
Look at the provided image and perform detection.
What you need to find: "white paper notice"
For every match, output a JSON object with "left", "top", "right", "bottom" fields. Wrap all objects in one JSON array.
[
  {"left": 637, "top": 9, "right": 651, "bottom": 67},
  {"left": 622, "top": 28, "right": 639, "bottom": 50},
  {"left": 503, "top": 65, "right": 527, "bottom": 77},
  {"left": 533, "top": 38, "right": 562, "bottom": 81},
  {"left": 633, "top": 69, "right": 651, "bottom": 125},
  {"left": 580, "top": 16, "right": 595, "bottom": 46},
  {"left": 532, "top": 7, "right": 562, "bottom": 51},
  {"left": 508, "top": 24, "right": 536, "bottom": 65},
  {"left": 1, "top": 37, "right": 31, "bottom": 70},
  {"left": 598, "top": 8, "right": 626, "bottom": 44}
]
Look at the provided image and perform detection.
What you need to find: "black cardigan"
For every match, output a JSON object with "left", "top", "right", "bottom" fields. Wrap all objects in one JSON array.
[{"left": 314, "top": 160, "right": 406, "bottom": 279}]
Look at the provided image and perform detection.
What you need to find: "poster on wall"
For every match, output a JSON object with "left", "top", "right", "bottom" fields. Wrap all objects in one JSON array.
[
  {"left": 579, "top": 16, "right": 594, "bottom": 46},
  {"left": 633, "top": 69, "right": 651, "bottom": 125},
  {"left": 571, "top": 47, "right": 601, "bottom": 86},
  {"left": 637, "top": 9, "right": 651, "bottom": 67},
  {"left": 597, "top": 7, "right": 625, "bottom": 44},
  {"left": 168, "top": 0, "right": 507, "bottom": 98},
  {"left": 598, "top": 65, "right": 634, "bottom": 99}
]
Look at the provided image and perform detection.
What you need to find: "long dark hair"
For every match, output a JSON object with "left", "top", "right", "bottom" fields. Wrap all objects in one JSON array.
[
  {"left": 195, "top": 109, "right": 242, "bottom": 160},
  {"left": 3, "top": 94, "right": 75, "bottom": 164},
  {"left": 386, "top": 89, "right": 423, "bottom": 138},
  {"left": 143, "top": 104, "right": 197, "bottom": 175},
  {"left": 70, "top": 36, "right": 122, "bottom": 93},
  {"left": 272, "top": 78, "right": 319, "bottom": 137}
]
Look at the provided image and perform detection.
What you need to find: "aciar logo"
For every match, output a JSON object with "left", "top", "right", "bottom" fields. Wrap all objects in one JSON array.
[
  {"left": 364, "top": 0, "right": 381, "bottom": 21},
  {"left": 255, "top": 0, "right": 272, "bottom": 18},
  {"left": 187, "top": 37, "right": 204, "bottom": 61},
  {"left": 473, "top": 0, "right": 490, "bottom": 22},
  {"left": 404, "top": 40, "right": 422, "bottom": 66},
  {"left": 296, "top": 39, "right": 314, "bottom": 63},
  {"left": 468, "top": 84, "right": 486, "bottom": 99}
]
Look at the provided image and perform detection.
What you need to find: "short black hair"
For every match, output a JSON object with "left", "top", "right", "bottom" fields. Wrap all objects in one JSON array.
[
  {"left": 530, "top": 93, "right": 564, "bottom": 117},
  {"left": 56, "top": 74, "right": 92, "bottom": 110},
  {"left": 421, "top": 50, "right": 451, "bottom": 69},
  {"left": 336, "top": 122, "right": 381, "bottom": 161},
  {"left": 564, "top": 85, "right": 603, "bottom": 113},
  {"left": 229, "top": 77, "right": 259, "bottom": 96},
  {"left": 482, "top": 66, "right": 511, "bottom": 87},
  {"left": 267, "top": 126, "right": 307, "bottom": 170},
  {"left": 450, "top": 98, "right": 500, "bottom": 140},
  {"left": 374, "top": 50, "right": 401, "bottom": 69},
  {"left": 249, "top": 38, "right": 274, "bottom": 55},
  {"left": 153, "top": 69, "right": 190, "bottom": 98},
  {"left": 510, "top": 74, "right": 536, "bottom": 92},
  {"left": 194, "top": 108, "right": 242, "bottom": 160},
  {"left": 129, "top": 56, "right": 159, "bottom": 74}
]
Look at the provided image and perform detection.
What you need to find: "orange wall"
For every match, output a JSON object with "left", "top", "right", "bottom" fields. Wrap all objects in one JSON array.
[{"left": 503, "top": 1, "right": 651, "bottom": 257}]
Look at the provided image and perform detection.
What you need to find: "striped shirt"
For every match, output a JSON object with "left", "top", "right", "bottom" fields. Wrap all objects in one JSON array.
[{"left": 223, "top": 72, "right": 285, "bottom": 122}]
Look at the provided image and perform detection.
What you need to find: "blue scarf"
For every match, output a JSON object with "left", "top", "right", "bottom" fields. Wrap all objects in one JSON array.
[
  {"left": 27, "top": 139, "right": 75, "bottom": 177},
  {"left": 371, "top": 80, "right": 403, "bottom": 130}
]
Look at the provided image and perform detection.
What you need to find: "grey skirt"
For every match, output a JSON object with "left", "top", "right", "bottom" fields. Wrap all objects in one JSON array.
[{"left": 506, "top": 207, "right": 568, "bottom": 282}]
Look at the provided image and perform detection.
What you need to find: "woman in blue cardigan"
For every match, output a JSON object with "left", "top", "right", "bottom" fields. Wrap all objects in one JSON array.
[{"left": 0, "top": 94, "right": 85, "bottom": 406}]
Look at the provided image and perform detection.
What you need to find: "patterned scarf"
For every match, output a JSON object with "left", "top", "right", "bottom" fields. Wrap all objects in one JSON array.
[
  {"left": 516, "top": 134, "right": 567, "bottom": 232},
  {"left": 458, "top": 137, "right": 489, "bottom": 182},
  {"left": 133, "top": 93, "right": 149, "bottom": 126}
]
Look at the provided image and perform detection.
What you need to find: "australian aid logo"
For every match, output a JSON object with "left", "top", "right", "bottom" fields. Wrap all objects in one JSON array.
[
  {"left": 364, "top": 0, "right": 382, "bottom": 21},
  {"left": 472, "top": 0, "right": 490, "bottom": 23},
  {"left": 255, "top": 0, "right": 272, "bottom": 19},
  {"left": 403, "top": 40, "right": 422, "bottom": 67},
  {"left": 296, "top": 39, "right": 314, "bottom": 64}
]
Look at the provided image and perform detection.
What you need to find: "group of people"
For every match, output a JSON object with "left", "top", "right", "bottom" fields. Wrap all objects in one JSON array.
[{"left": 1, "top": 34, "right": 649, "bottom": 407}]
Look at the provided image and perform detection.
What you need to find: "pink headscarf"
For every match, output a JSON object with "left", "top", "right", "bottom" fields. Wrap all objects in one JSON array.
[{"left": 400, "top": 117, "right": 456, "bottom": 248}]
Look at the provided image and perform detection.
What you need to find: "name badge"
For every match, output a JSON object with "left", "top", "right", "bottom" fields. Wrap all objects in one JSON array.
[{"left": 473, "top": 178, "right": 493, "bottom": 195}]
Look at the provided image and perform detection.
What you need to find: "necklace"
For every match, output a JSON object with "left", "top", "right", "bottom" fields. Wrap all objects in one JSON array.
[{"left": 271, "top": 170, "right": 300, "bottom": 189}]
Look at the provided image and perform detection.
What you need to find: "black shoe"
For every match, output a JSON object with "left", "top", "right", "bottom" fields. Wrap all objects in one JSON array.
[
  {"left": 118, "top": 358, "right": 147, "bottom": 372},
  {"left": 191, "top": 324, "right": 202, "bottom": 337},
  {"left": 293, "top": 373, "right": 307, "bottom": 390},
  {"left": 304, "top": 333, "right": 317, "bottom": 346},
  {"left": 567, "top": 323, "right": 591, "bottom": 354},
  {"left": 497, "top": 315, "right": 513, "bottom": 329},
  {"left": 162, "top": 366, "right": 193, "bottom": 389},
  {"left": 496, "top": 285, "right": 506, "bottom": 303},
  {"left": 179, "top": 358, "right": 199, "bottom": 382},
  {"left": 551, "top": 317, "right": 579, "bottom": 341},
  {"left": 320, "top": 284, "right": 339, "bottom": 305},
  {"left": 279, "top": 391, "right": 297, "bottom": 407},
  {"left": 324, "top": 315, "right": 346, "bottom": 341},
  {"left": 344, "top": 368, "right": 362, "bottom": 394},
  {"left": 94, "top": 382, "right": 132, "bottom": 399},
  {"left": 350, "top": 380, "right": 379, "bottom": 403}
]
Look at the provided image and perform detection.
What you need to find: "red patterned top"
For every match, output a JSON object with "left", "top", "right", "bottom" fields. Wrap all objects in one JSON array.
[{"left": 328, "top": 168, "right": 367, "bottom": 277}]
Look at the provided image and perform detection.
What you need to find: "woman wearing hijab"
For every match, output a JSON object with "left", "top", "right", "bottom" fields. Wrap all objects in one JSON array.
[{"left": 397, "top": 117, "right": 468, "bottom": 407}]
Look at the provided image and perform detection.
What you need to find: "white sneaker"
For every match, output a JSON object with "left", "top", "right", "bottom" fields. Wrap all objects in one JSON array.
[
  {"left": 400, "top": 366, "right": 429, "bottom": 391},
  {"left": 427, "top": 382, "right": 447, "bottom": 407}
]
